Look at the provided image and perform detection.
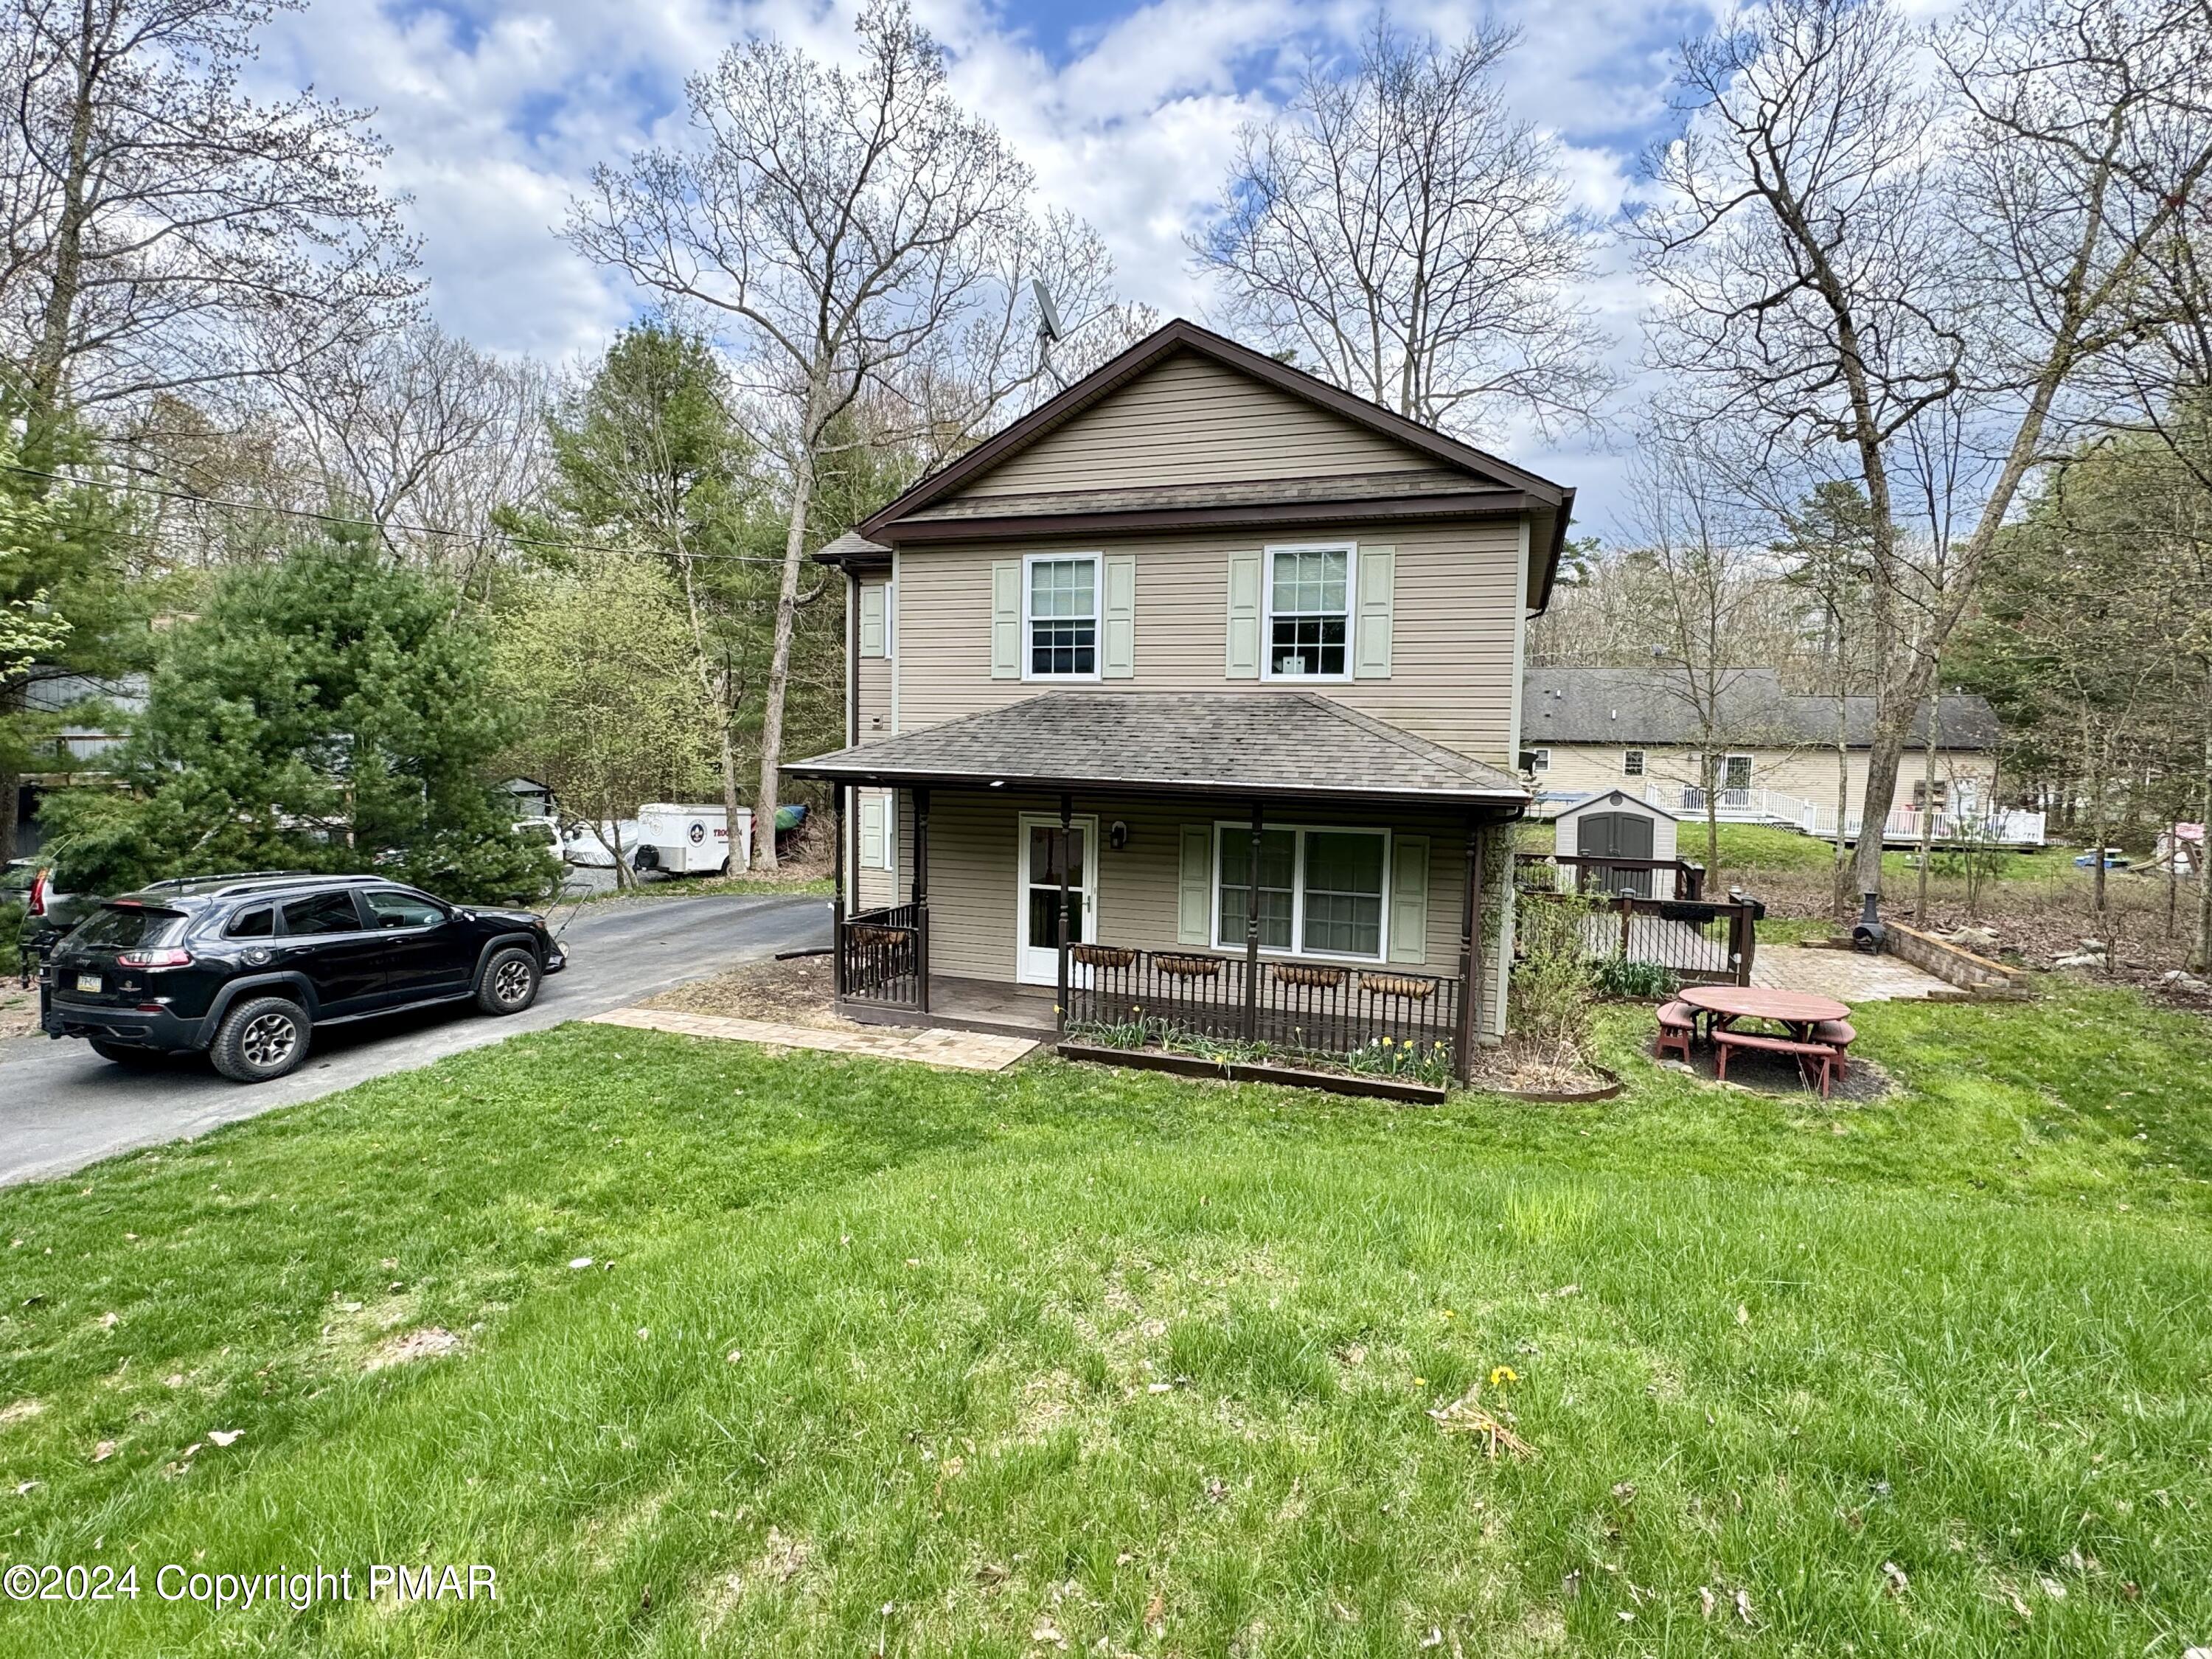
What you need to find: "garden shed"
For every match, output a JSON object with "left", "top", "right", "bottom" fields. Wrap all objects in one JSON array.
[{"left": 1554, "top": 790, "right": 1678, "bottom": 879}]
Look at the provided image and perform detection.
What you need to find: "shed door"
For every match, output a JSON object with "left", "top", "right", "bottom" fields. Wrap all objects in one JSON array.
[{"left": 1579, "top": 812, "right": 1654, "bottom": 897}]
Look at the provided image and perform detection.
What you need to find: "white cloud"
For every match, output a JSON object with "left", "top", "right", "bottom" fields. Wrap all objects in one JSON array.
[{"left": 255, "top": 0, "right": 1695, "bottom": 525}]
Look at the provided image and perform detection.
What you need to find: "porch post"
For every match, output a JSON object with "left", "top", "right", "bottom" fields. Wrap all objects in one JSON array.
[
  {"left": 1057, "top": 792, "right": 1073, "bottom": 1032},
  {"left": 914, "top": 787, "right": 931, "bottom": 1013},
  {"left": 1243, "top": 801, "right": 1264, "bottom": 1040},
  {"left": 1455, "top": 817, "right": 1481, "bottom": 1080},
  {"left": 830, "top": 782, "right": 846, "bottom": 998}
]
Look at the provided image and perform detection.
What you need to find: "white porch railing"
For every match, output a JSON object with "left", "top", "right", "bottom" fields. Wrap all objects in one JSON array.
[
  {"left": 1646, "top": 784, "right": 2048, "bottom": 846},
  {"left": 1806, "top": 804, "right": 2048, "bottom": 846},
  {"left": 1643, "top": 783, "right": 1820, "bottom": 832}
]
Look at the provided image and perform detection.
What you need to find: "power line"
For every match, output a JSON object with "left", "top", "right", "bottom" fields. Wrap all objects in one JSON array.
[{"left": 0, "top": 458, "right": 806, "bottom": 566}]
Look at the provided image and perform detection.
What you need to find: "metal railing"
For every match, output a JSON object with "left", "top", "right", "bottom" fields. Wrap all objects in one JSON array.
[
  {"left": 1063, "top": 944, "right": 1463, "bottom": 1068},
  {"left": 1518, "top": 891, "right": 1756, "bottom": 986},
  {"left": 837, "top": 902, "right": 925, "bottom": 1009}
]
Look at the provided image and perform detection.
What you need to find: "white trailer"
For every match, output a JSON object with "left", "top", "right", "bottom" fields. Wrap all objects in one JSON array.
[{"left": 632, "top": 804, "right": 754, "bottom": 875}]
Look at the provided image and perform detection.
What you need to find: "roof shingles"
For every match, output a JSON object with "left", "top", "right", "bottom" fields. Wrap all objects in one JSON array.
[{"left": 785, "top": 692, "right": 1528, "bottom": 804}]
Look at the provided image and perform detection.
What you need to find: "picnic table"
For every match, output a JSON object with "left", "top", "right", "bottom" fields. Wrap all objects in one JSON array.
[
  {"left": 1677, "top": 985, "right": 1854, "bottom": 1096},
  {"left": 1679, "top": 984, "right": 1848, "bottom": 1040}
]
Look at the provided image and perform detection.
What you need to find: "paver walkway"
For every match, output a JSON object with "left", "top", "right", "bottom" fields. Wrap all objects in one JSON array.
[
  {"left": 1750, "top": 945, "right": 1958, "bottom": 1004},
  {"left": 588, "top": 1005, "right": 1038, "bottom": 1072}
]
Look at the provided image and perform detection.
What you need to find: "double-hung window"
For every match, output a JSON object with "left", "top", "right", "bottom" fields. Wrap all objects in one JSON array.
[
  {"left": 1264, "top": 544, "right": 1352, "bottom": 679},
  {"left": 1623, "top": 749, "right": 1645, "bottom": 776},
  {"left": 1215, "top": 824, "right": 1388, "bottom": 961},
  {"left": 1025, "top": 554, "right": 1099, "bottom": 679}
]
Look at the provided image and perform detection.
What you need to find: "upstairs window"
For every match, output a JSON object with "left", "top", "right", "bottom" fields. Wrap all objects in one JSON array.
[
  {"left": 1623, "top": 749, "right": 1645, "bottom": 776},
  {"left": 1026, "top": 554, "right": 1098, "bottom": 679},
  {"left": 1265, "top": 545, "right": 1351, "bottom": 679}
]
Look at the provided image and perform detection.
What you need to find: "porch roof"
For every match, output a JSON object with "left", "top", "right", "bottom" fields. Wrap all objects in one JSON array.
[{"left": 784, "top": 692, "right": 1531, "bottom": 807}]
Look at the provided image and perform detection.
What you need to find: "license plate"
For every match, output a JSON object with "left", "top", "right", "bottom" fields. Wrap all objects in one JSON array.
[{"left": 74, "top": 973, "right": 103, "bottom": 994}]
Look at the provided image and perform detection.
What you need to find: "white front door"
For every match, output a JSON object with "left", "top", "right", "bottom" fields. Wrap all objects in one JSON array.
[{"left": 1017, "top": 813, "right": 1097, "bottom": 986}]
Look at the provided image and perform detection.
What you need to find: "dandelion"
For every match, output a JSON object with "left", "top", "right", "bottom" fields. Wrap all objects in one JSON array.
[{"left": 1489, "top": 1365, "right": 1519, "bottom": 1386}]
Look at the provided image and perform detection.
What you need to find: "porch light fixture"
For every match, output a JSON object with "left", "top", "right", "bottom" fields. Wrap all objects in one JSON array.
[{"left": 1109, "top": 821, "right": 1129, "bottom": 851}]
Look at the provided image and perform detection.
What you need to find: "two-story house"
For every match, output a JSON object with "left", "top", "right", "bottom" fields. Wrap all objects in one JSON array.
[{"left": 785, "top": 319, "right": 1576, "bottom": 1079}]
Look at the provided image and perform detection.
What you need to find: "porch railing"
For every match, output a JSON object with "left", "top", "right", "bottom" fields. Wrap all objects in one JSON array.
[
  {"left": 837, "top": 902, "right": 925, "bottom": 1009},
  {"left": 1517, "top": 891, "right": 1756, "bottom": 986},
  {"left": 1516, "top": 852, "right": 1705, "bottom": 900},
  {"left": 1063, "top": 945, "right": 1462, "bottom": 1068}
]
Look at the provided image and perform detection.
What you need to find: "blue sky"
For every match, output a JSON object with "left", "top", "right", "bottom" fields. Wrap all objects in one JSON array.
[{"left": 259, "top": 0, "right": 1719, "bottom": 528}]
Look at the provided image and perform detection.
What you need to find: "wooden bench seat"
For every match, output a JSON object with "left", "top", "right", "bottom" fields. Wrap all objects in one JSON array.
[
  {"left": 1811, "top": 1018, "right": 1857, "bottom": 1079},
  {"left": 1714, "top": 1029, "right": 1837, "bottom": 1096},
  {"left": 1655, "top": 999, "right": 1697, "bottom": 1062}
]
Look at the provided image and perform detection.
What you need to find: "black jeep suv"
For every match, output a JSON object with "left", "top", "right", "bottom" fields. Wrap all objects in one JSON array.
[{"left": 41, "top": 873, "right": 566, "bottom": 1083}]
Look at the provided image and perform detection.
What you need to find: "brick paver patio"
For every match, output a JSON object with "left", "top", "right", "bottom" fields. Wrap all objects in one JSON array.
[
  {"left": 587, "top": 1005, "right": 1038, "bottom": 1072},
  {"left": 1750, "top": 945, "right": 1961, "bottom": 1003}
]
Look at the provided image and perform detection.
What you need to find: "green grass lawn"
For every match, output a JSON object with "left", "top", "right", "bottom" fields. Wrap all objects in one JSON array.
[{"left": 3, "top": 990, "right": 2210, "bottom": 1655}]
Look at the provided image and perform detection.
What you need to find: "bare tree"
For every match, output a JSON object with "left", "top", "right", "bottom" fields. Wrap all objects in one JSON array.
[
  {"left": 0, "top": 0, "right": 419, "bottom": 428},
  {"left": 1624, "top": 427, "right": 1773, "bottom": 876},
  {"left": 1633, "top": 0, "right": 2212, "bottom": 905},
  {"left": 568, "top": 1, "right": 1121, "bottom": 869},
  {"left": 1192, "top": 16, "right": 1613, "bottom": 439},
  {"left": 271, "top": 321, "right": 552, "bottom": 594}
]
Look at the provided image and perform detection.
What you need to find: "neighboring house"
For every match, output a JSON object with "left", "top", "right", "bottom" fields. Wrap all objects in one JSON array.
[
  {"left": 785, "top": 319, "right": 1574, "bottom": 1074},
  {"left": 1518, "top": 667, "right": 2036, "bottom": 844},
  {"left": 10, "top": 670, "right": 146, "bottom": 855}
]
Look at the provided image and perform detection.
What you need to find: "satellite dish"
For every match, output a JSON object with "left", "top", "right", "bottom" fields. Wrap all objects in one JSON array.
[{"left": 1032, "top": 280, "right": 1064, "bottom": 344}]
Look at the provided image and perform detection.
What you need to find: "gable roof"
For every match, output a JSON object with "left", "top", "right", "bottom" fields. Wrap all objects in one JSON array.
[
  {"left": 784, "top": 690, "right": 1528, "bottom": 805},
  {"left": 1556, "top": 787, "right": 1677, "bottom": 822},
  {"left": 844, "top": 319, "right": 1576, "bottom": 608},
  {"left": 1521, "top": 667, "right": 2002, "bottom": 750}
]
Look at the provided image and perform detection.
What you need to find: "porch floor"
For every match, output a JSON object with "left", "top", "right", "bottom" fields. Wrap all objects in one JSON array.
[{"left": 840, "top": 975, "right": 1061, "bottom": 1041}]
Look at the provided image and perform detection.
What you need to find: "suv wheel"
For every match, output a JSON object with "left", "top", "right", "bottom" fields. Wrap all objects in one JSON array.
[
  {"left": 209, "top": 996, "right": 310, "bottom": 1083},
  {"left": 476, "top": 947, "right": 540, "bottom": 1015},
  {"left": 89, "top": 1040, "right": 169, "bottom": 1068}
]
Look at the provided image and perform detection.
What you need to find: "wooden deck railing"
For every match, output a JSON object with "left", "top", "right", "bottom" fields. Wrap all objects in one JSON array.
[
  {"left": 837, "top": 902, "right": 925, "bottom": 1009},
  {"left": 1063, "top": 945, "right": 1462, "bottom": 1068},
  {"left": 1515, "top": 852, "right": 1705, "bottom": 900}
]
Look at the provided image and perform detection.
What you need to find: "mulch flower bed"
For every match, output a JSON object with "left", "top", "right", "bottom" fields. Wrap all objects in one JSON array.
[{"left": 641, "top": 953, "right": 849, "bottom": 1029}]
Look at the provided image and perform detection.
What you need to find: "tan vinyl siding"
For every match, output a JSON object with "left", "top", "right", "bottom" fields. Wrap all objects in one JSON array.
[
  {"left": 912, "top": 788, "right": 1492, "bottom": 994},
  {"left": 852, "top": 788, "right": 902, "bottom": 911},
  {"left": 959, "top": 351, "right": 1456, "bottom": 498},
  {"left": 892, "top": 521, "right": 1523, "bottom": 766}
]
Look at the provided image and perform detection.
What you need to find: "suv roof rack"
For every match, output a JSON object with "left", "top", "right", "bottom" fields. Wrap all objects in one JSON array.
[{"left": 139, "top": 872, "right": 386, "bottom": 900}]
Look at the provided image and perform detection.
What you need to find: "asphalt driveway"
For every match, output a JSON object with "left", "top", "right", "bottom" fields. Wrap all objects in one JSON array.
[{"left": 0, "top": 891, "right": 830, "bottom": 1187}]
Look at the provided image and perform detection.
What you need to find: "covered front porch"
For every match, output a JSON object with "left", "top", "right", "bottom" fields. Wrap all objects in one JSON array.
[{"left": 787, "top": 692, "right": 1530, "bottom": 1082}]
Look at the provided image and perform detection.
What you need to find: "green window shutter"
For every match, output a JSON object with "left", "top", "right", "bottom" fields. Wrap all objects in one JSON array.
[
  {"left": 991, "top": 560, "right": 1021, "bottom": 679},
  {"left": 1354, "top": 545, "right": 1395, "bottom": 679},
  {"left": 1177, "top": 824, "right": 1213, "bottom": 945},
  {"left": 858, "top": 582, "right": 886, "bottom": 658},
  {"left": 1388, "top": 834, "right": 1429, "bottom": 963},
  {"left": 1102, "top": 554, "right": 1135, "bottom": 678},
  {"left": 858, "top": 791, "right": 886, "bottom": 872},
  {"left": 1225, "top": 553, "right": 1261, "bottom": 679}
]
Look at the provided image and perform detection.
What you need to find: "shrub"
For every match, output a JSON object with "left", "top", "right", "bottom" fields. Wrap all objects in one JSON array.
[
  {"left": 1510, "top": 894, "right": 1599, "bottom": 1060},
  {"left": 1591, "top": 957, "right": 1680, "bottom": 1000}
]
